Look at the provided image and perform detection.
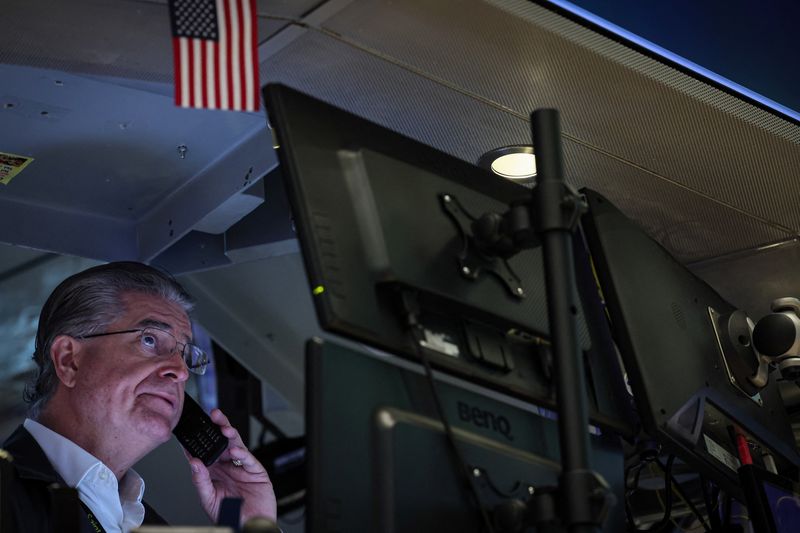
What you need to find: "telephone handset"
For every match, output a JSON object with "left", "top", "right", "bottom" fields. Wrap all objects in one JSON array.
[{"left": 173, "top": 393, "right": 228, "bottom": 466}]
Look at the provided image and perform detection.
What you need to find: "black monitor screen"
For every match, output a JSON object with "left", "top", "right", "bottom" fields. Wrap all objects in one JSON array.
[
  {"left": 581, "top": 189, "right": 800, "bottom": 497},
  {"left": 764, "top": 481, "right": 800, "bottom": 532},
  {"left": 264, "top": 83, "right": 631, "bottom": 435},
  {"left": 740, "top": 464, "right": 800, "bottom": 533},
  {"left": 305, "top": 338, "right": 626, "bottom": 532}
]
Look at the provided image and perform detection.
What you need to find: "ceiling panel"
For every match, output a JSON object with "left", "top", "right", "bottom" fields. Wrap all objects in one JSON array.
[
  {"left": 317, "top": 0, "right": 800, "bottom": 238},
  {"left": 261, "top": 7, "right": 796, "bottom": 263},
  {"left": 0, "top": 0, "right": 324, "bottom": 83}
]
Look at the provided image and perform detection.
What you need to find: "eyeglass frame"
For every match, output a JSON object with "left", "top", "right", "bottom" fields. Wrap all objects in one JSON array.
[{"left": 74, "top": 327, "right": 209, "bottom": 375}]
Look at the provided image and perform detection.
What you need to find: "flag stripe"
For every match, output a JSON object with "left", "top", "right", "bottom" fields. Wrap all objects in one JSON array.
[
  {"left": 193, "top": 39, "right": 203, "bottom": 108},
  {"left": 186, "top": 38, "right": 194, "bottom": 107},
  {"left": 230, "top": 0, "right": 241, "bottom": 111},
  {"left": 224, "top": 0, "right": 234, "bottom": 110},
  {"left": 242, "top": 0, "right": 253, "bottom": 111},
  {"left": 201, "top": 39, "right": 208, "bottom": 108},
  {"left": 249, "top": 0, "right": 259, "bottom": 111},
  {"left": 173, "top": 38, "right": 183, "bottom": 107},
  {"left": 181, "top": 37, "right": 191, "bottom": 108},
  {"left": 218, "top": 0, "right": 229, "bottom": 109},
  {"left": 213, "top": 0, "right": 222, "bottom": 110},
  {"left": 205, "top": 40, "right": 215, "bottom": 109}
]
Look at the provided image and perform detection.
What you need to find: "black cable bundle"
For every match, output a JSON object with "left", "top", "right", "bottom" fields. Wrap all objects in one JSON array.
[
  {"left": 654, "top": 458, "right": 710, "bottom": 532},
  {"left": 624, "top": 451, "right": 658, "bottom": 530},
  {"left": 626, "top": 454, "right": 715, "bottom": 532}
]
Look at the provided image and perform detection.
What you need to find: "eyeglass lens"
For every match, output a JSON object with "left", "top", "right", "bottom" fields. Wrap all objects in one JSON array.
[{"left": 141, "top": 328, "right": 209, "bottom": 375}]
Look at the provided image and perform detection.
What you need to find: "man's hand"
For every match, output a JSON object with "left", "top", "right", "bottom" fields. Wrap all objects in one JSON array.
[{"left": 184, "top": 409, "right": 277, "bottom": 525}]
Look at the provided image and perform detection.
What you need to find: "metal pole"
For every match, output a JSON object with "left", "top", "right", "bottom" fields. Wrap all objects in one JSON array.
[{"left": 532, "top": 109, "right": 599, "bottom": 533}]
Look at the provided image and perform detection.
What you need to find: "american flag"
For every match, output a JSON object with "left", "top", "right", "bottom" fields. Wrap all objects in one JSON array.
[{"left": 168, "top": 0, "right": 260, "bottom": 111}]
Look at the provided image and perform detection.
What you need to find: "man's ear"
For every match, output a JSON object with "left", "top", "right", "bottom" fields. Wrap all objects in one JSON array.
[{"left": 50, "top": 335, "right": 82, "bottom": 388}]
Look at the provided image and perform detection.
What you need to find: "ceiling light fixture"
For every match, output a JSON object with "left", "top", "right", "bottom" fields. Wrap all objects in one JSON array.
[{"left": 478, "top": 145, "right": 537, "bottom": 182}]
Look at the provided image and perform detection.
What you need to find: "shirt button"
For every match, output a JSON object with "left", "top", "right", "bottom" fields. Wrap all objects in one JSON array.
[{"left": 99, "top": 470, "right": 108, "bottom": 481}]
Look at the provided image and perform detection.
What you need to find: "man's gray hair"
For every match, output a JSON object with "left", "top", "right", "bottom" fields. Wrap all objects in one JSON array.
[{"left": 24, "top": 261, "right": 194, "bottom": 418}]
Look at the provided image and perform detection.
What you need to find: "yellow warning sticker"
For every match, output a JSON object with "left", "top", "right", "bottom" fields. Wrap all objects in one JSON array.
[{"left": 0, "top": 152, "right": 34, "bottom": 185}]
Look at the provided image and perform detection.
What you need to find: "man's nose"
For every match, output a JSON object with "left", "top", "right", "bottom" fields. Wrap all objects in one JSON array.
[{"left": 159, "top": 349, "right": 190, "bottom": 382}]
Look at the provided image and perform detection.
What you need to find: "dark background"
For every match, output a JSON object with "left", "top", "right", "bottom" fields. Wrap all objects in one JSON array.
[{"left": 562, "top": 0, "right": 799, "bottom": 116}]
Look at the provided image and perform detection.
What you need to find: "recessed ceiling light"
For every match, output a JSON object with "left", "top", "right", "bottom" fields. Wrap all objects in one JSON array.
[{"left": 478, "top": 145, "right": 536, "bottom": 182}]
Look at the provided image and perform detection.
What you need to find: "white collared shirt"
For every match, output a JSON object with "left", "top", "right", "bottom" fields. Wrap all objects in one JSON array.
[{"left": 24, "top": 418, "right": 146, "bottom": 533}]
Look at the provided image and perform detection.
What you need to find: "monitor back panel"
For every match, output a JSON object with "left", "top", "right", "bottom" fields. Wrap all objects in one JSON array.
[
  {"left": 581, "top": 188, "right": 799, "bottom": 495},
  {"left": 305, "top": 338, "right": 626, "bottom": 532}
]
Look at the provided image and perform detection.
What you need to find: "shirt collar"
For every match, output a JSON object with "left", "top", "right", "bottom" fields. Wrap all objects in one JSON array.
[
  {"left": 24, "top": 418, "right": 147, "bottom": 533},
  {"left": 24, "top": 418, "right": 102, "bottom": 487}
]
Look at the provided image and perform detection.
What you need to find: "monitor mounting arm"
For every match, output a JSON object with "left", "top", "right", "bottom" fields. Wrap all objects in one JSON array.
[
  {"left": 527, "top": 109, "right": 609, "bottom": 533},
  {"left": 439, "top": 193, "right": 529, "bottom": 300},
  {"left": 452, "top": 110, "right": 610, "bottom": 533}
]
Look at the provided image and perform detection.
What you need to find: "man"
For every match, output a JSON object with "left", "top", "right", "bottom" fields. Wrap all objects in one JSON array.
[{"left": 1, "top": 261, "right": 277, "bottom": 532}]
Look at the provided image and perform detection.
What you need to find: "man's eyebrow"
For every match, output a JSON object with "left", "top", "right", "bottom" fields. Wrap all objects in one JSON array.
[{"left": 138, "top": 318, "right": 172, "bottom": 330}]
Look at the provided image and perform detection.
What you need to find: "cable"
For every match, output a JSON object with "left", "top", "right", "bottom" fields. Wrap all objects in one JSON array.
[
  {"left": 645, "top": 455, "right": 676, "bottom": 532},
  {"left": 408, "top": 319, "right": 497, "bottom": 533},
  {"left": 652, "top": 460, "right": 711, "bottom": 533},
  {"left": 709, "top": 484, "right": 722, "bottom": 529},
  {"left": 652, "top": 483, "right": 691, "bottom": 532},
  {"left": 647, "top": 481, "right": 710, "bottom": 533},
  {"left": 722, "top": 492, "right": 732, "bottom": 526},
  {"left": 699, "top": 477, "right": 708, "bottom": 506},
  {"left": 647, "top": 461, "right": 687, "bottom": 532},
  {"left": 624, "top": 454, "right": 657, "bottom": 531},
  {"left": 626, "top": 454, "right": 711, "bottom": 532}
]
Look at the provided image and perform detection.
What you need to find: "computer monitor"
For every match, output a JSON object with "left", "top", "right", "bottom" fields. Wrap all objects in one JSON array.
[
  {"left": 581, "top": 189, "right": 800, "bottom": 498},
  {"left": 306, "top": 337, "right": 626, "bottom": 532},
  {"left": 264, "top": 83, "right": 632, "bottom": 436},
  {"left": 740, "top": 464, "right": 800, "bottom": 533}
]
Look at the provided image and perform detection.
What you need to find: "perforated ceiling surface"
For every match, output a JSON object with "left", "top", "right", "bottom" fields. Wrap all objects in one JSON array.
[{"left": 259, "top": 0, "right": 800, "bottom": 265}]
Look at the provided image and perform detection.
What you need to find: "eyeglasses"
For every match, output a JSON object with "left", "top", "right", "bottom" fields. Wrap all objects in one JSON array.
[{"left": 76, "top": 327, "right": 210, "bottom": 375}]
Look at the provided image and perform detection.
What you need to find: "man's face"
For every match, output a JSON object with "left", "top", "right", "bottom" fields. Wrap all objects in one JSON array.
[{"left": 71, "top": 291, "right": 191, "bottom": 448}]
